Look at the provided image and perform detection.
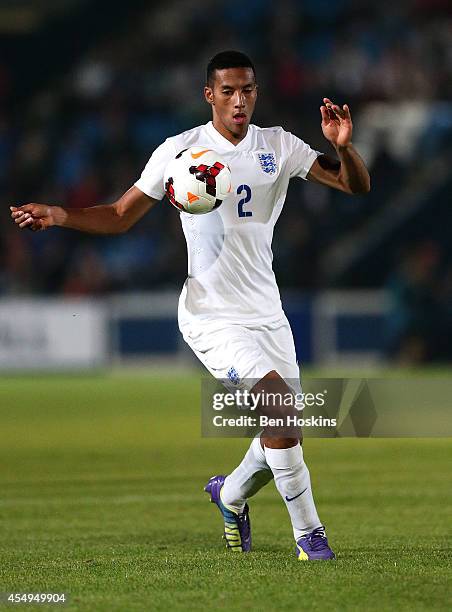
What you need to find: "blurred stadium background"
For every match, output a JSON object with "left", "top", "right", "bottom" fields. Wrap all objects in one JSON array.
[{"left": 0, "top": 0, "right": 451, "bottom": 371}]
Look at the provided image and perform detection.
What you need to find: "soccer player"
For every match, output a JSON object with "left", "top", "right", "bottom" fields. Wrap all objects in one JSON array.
[{"left": 10, "top": 50, "right": 370, "bottom": 561}]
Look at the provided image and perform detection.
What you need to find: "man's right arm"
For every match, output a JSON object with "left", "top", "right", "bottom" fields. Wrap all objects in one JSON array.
[{"left": 10, "top": 186, "right": 158, "bottom": 234}]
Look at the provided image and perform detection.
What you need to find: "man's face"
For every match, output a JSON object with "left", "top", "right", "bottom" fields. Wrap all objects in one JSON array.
[{"left": 204, "top": 67, "right": 258, "bottom": 143}]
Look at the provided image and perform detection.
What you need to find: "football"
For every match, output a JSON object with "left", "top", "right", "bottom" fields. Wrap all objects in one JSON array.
[{"left": 164, "top": 146, "right": 232, "bottom": 214}]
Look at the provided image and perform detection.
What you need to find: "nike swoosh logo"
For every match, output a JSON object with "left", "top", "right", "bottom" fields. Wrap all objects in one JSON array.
[
  {"left": 191, "top": 148, "right": 211, "bottom": 159},
  {"left": 285, "top": 487, "right": 307, "bottom": 502}
]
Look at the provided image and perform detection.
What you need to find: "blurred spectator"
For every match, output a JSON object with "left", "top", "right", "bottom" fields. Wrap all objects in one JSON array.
[{"left": 384, "top": 242, "right": 444, "bottom": 363}]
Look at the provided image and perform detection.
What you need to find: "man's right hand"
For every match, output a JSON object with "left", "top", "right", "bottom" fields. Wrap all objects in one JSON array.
[{"left": 10, "top": 204, "right": 61, "bottom": 231}]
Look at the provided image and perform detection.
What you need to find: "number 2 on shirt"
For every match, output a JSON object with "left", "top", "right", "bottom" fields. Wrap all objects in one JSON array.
[{"left": 237, "top": 184, "right": 252, "bottom": 218}]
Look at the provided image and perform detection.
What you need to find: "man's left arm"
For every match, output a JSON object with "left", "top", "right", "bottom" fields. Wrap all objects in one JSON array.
[{"left": 307, "top": 97, "right": 370, "bottom": 195}]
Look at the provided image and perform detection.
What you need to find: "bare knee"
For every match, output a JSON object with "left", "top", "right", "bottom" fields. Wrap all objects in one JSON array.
[
  {"left": 252, "top": 370, "right": 302, "bottom": 448},
  {"left": 261, "top": 436, "right": 299, "bottom": 449}
]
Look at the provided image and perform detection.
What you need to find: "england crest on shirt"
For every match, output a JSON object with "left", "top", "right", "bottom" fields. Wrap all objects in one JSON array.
[{"left": 257, "top": 152, "right": 277, "bottom": 175}]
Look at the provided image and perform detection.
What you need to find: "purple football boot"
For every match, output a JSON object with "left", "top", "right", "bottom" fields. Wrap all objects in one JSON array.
[
  {"left": 204, "top": 475, "right": 251, "bottom": 552},
  {"left": 296, "top": 526, "right": 335, "bottom": 560}
]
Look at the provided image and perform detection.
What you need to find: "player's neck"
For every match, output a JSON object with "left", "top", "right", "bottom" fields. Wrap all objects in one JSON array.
[{"left": 212, "top": 119, "right": 248, "bottom": 146}]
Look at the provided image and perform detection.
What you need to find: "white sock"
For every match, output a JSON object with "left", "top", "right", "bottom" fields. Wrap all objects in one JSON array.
[
  {"left": 221, "top": 436, "right": 273, "bottom": 513},
  {"left": 264, "top": 443, "right": 322, "bottom": 541}
]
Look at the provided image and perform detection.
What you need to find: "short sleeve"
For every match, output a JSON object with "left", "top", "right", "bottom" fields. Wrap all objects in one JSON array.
[
  {"left": 285, "top": 131, "right": 321, "bottom": 180},
  {"left": 134, "top": 138, "right": 177, "bottom": 200}
]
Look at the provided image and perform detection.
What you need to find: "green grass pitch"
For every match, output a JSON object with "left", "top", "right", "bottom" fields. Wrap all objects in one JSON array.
[{"left": 0, "top": 371, "right": 451, "bottom": 611}]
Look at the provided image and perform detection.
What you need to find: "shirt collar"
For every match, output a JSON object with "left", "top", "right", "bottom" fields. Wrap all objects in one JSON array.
[{"left": 205, "top": 121, "right": 253, "bottom": 151}]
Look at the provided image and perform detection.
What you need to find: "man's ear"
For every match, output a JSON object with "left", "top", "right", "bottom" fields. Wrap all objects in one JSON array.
[{"left": 204, "top": 86, "right": 214, "bottom": 105}]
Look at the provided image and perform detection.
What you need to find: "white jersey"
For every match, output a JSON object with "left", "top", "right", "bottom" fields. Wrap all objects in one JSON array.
[{"left": 135, "top": 121, "right": 320, "bottom": 326}]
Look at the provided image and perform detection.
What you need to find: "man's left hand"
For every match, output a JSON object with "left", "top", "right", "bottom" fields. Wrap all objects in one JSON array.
[{"left": 320, "top": 97, "right": 353, "bottom": 148}]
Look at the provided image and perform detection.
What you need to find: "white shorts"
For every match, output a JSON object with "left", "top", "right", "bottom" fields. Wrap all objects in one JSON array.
[{"left": 179, "top": 315, "right": 302, "bottom": 393}]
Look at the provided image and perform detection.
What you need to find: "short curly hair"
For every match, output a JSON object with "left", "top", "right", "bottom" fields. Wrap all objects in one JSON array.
[{"left": 206, "top": 50, "right": 256, "bottom": 86}]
